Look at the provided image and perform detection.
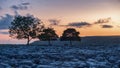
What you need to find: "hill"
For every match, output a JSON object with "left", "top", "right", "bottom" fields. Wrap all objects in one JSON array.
[{"left": 31, "top": 36, "right": 120, "bottom": 46}]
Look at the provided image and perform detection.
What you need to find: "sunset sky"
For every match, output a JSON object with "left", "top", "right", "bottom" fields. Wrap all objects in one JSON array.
[{"left": 0, "top": 0, "right": 120, "bottom": 44}]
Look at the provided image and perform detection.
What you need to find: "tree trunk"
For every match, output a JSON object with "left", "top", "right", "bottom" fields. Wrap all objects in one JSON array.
[{"left": 27, "top": 37, "right": 30, "bottom": 45}]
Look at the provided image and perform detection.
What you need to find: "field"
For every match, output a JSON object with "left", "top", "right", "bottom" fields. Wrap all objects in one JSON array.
[
  {"left": 0, "top": 44, "right": 119, "bottom": 68},
  {"left": 0, "top": 36, "right": 120, "bottom": 68}
]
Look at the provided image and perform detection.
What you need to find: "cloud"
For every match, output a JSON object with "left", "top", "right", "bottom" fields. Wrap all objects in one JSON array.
[
  {"left": 94, "top": 17, "right": 111, "bottom": 24},
  {"left": 11, "top": 2, "right": 30, "bottom": 11},
  {"left": 11, "top": 5, "right": 28, "bottom": 10},
  {"left": 92, "top": 17, "right": 114, "bottom": 28},
  {"left": 0, "top": 14, "right": 13, "bottom": 29},
  {"left": 101, "top": 25, "right": 113, "bottom": 28},
  {"left": 57, "top": 18, "right": 113, "bottom": 29},
  {"left": 48, "top": 19, "right": 60, "bottom": 26},
  {"left": 67, "top": 22, "right": 92, "bottom": 28},
  {"left": 21, "top": 2, "right": 30, "bottom": 5},
  {"left": 0, "top": 31, "right": 9, "bottom": 34},
  {"left": 10, "top": 2, "right": 30, "bottom": 15}
]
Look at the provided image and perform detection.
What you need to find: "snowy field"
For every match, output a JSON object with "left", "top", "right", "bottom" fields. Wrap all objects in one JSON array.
[
  {"left": 0, "top": 44, "right": 120, "bottom": 68},
  {"left": 0, "top": 36, "right": 120, "bottom": 68}
]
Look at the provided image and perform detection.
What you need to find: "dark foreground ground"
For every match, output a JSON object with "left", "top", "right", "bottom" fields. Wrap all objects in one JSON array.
[{"left": 0, "top": 44, "right": 120, "bottom": 68}]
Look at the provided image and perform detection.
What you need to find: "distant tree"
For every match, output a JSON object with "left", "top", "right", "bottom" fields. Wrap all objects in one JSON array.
[
  {"left": 37, "top": 28, "right": 58, "bottom": 45},
  {"left": 9, "top": 15, "right": 44, "bottom": 45},
  {"left": 60, "top": 28, "right": 81, "bottom": 45}
]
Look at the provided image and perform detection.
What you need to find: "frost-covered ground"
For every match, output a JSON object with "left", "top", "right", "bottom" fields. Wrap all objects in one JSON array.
[{"left": 0, "top": 44, "right": 120, "bottom": 68}]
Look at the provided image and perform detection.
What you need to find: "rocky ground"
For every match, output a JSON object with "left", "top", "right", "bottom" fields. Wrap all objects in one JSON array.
[{"left": 0, "top": 44, "right": 120, "bottom": 68}]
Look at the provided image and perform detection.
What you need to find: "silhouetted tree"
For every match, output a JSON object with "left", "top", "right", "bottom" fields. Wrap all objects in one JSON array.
[
  {"left": 38, "top": 28, "right": 58, "bottom": 45},
  {"left": 9, "top": 15, "right": 44, "bottom": 45},
  {"left": 60, "top": 28, "right": 81, "bottom": 45}
]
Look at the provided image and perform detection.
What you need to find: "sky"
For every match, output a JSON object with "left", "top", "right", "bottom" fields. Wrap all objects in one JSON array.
[{"left": 0, "top": 0, "right": 120, "bottom": 44}]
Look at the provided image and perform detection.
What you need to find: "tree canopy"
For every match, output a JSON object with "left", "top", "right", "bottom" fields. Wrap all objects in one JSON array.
[
  {"left": 60, "top": 28, "right": 81, "bottom": 41},
  {"left": 60, "top": 28, "right": 81, "bottom": 45},
  {"left": 37, "top": 28, "right": 58, "bottom": 45},
  {"left": 9, "top": 15, "right": 44, "bottom": 45}
]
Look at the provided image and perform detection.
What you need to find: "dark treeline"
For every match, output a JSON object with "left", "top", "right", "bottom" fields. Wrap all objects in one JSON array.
[{"left": 9, "top": 15, "right": 81, "bottom": 45}]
